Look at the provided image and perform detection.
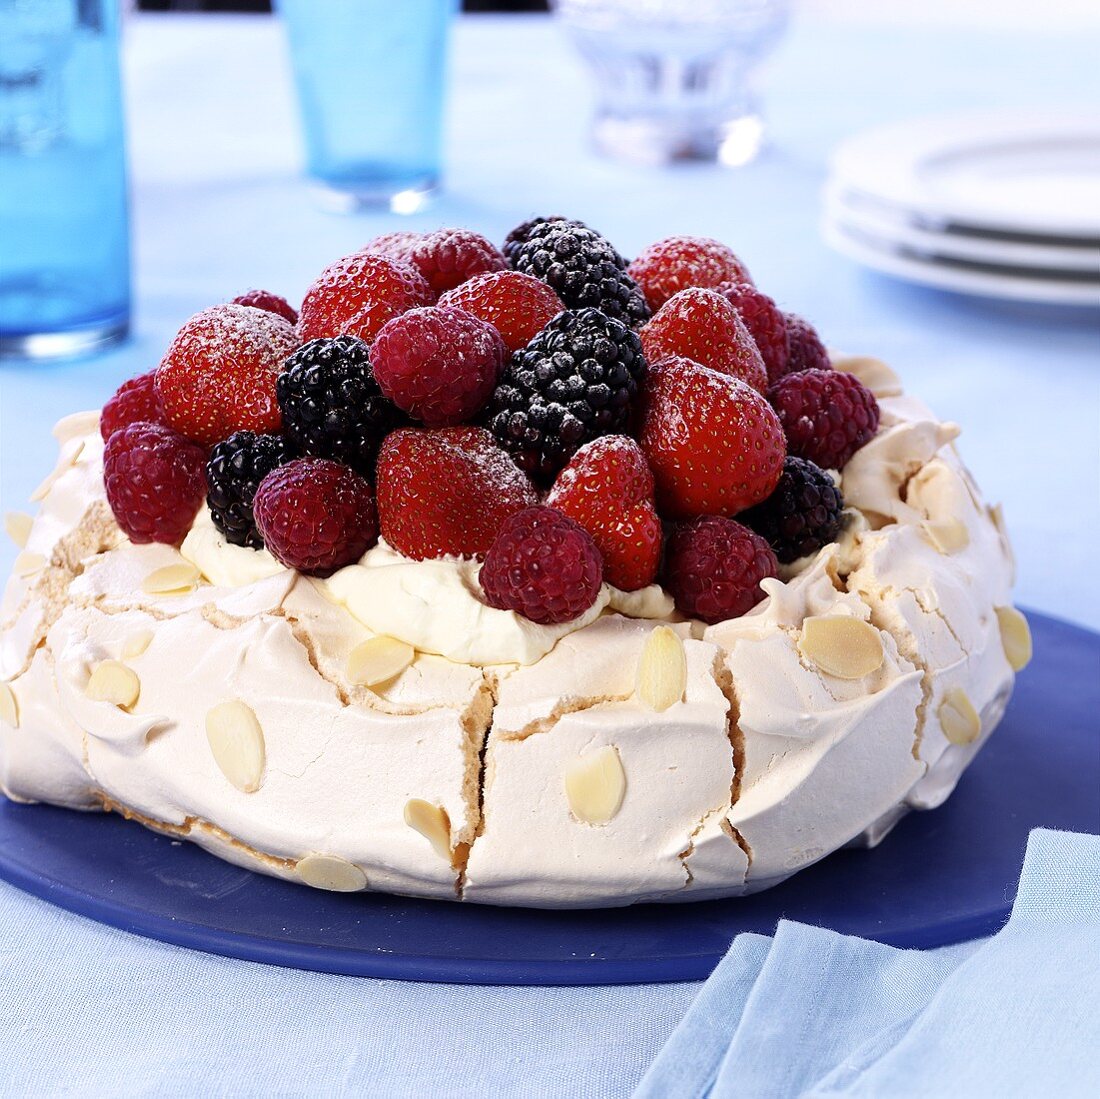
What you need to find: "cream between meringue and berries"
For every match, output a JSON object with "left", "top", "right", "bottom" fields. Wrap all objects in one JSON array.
[{"left": 0, "top": 225, "right": 1031, "bottom": 907}]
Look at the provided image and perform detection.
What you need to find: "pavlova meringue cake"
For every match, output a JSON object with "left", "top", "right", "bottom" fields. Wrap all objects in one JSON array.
[{"left": 0, "top": 225, "right": 1031, "bottom": 907}]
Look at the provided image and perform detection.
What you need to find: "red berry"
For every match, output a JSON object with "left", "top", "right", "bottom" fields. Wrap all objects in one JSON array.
[
  {"left": 639, "top": 356, "right": 786, "bottom": 520},
  {"left": 298, "top": 252, "right": 433, "bottom": 345},
  {"left": 155, "top": 304, "right": 298, "bottom": 447},
  {"left": 100, "top": 372, "right": 164, "bottom": 441},
  {"left": 363, "top": 230, "right": 425, "bottom": 263},
  {"left": 628, "top": 236, "right": 752, "bottom": 312},
  {"left": 438, "top": 270, "right": 564, "bottom": 354},
  {"left": 103, "top": 421, "right": 207, "bottom": 546},
  {"left": 663, "top": 516, "right": 777, "bottom": 624},
  {"left": 371, "top": 306, "right": 506, "bottom": 427},
  {"left": 480, "top": 506, "right": 603, "bottom": 625},
  {"left": 376, "top": 427, "right": 538, "bottom": 560},
  {"left": 232, "top": 289, "right": 299, "bottom": 326},
  {"left": 783, "top": 313, "right": 831, "bottom": 375},
  {"left": 719, "top": 282, "right": 790, "bottom": 384},
  {"left": 641, "top": 288, "right": 767, "bottom": 393},
  {"left": 547, "top": 435, "right": 661, "bottom": 591},
  {"left": 407, "top": 228, "right": 507, "bottom": 297},
  {"left": 253, "top": 457, "right": 378, "bottom": 577},
  {"left": 768, "top": 369, "right": 880, "bottom": 470}
]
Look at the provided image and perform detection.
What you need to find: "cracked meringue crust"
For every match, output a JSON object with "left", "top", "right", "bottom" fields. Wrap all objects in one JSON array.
[{"left": 0, "top": 358, "right": 1020, "bottom": 908}]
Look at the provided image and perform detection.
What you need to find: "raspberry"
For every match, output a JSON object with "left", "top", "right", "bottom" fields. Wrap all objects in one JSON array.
[
  {"left": 253, "top": 457, "right": 378, "bottom": 576},
  {"left": 376, "top": 426, "right": 538, "bottom": 560},
  {"left": 502, "top": 216, "right": 582, "bottom": 265},
  {"left": 100, "top": 372, "right": 164, "bottom": 441},
  {"left": 719, "top": 282, "right": 790, "bottom": 384},
  {"left": 547, "top": 435, "right": 661, "bottom": 591},
  {"left": 298, "top": 252, "right": 433, "bottom": 345},
  {"left": 663, "top": 516, "right": 777, "bottom": 625},
  {"left": 479, "top": 506, "right": 603, "bottom": 625},
  {"left": 103, "top": 422, "right": 207, "bottom": 546},
  {"left": 628, "top": 236, "right": 752, "bottom": 312},
  {"left": 639, "top": 356, "right": 786, "bottom": 520},
  {"left": 740, "top": 456, "right": 844, "bottom": 564},
  {"left": 438, "top": 270, "right": 564, "bottom": 354},
  {"left": 205, "top": 431, "right": 298, "bottom": 549},
  {"left": 768, "top": 369, "right": 879, "bottom": 470},
  {"left": 277, "top": 336, "right": 405, "bottom": 474},
  {"left": 641, "top": 288, "right": 766, "bottom": 392},
  {"left": 363, "top": 230, "right": 424, "bottom": 263},
  {"left": 371, "top": 306, "right": 506, "bottom": 427},
  {"left": 155, "top": 304, "right": 298, "bottom": 447},
  {"left": 232, "top": 290, "right": 299, "bottom": 326},
  {"left": 783, "top": 313, "right": 831, "bottom": 375},
  {"left": 407, "top": 228, "right": 507, "bottom": 297},
  {"left": 485, "top": 308, "right": 647, "bottom": 483}
]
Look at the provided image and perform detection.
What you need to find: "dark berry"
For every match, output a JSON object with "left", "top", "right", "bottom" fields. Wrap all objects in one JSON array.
[
  {"left": 740, "top": 456, "right": 844, "bottom": 563},
  {"left": 502, "top": 216, "right": 584, "bottom": 266},
  {"left": 205, "top": 431, "right": 298, "bottom": 549},
  {"left": 783, "top": 313, "right": 831, "bottom": 374},
  {"left": 101, "top": 372, "right": 164, "bottom": 441}
]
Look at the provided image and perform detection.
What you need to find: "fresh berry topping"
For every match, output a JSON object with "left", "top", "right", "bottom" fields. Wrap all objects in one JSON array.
[
  {"left": 502, "top": 216, "right": 582, "bottom": 265},
  {"left": 376, "top": 427, "right": 538, "bottom": 560},
  {"left": 253, "top": 457, "right": 378, "bottom": 577},
  {"left": 277, "top": 335, "right": 405, "bottom": 475},
  {"left": 100, "top": 372, "right": 164, "bottom": 441},
  {"left": 155, "top": 304, "right": 298, "bottom": 447},
  {"left": 371, "top": 306, "right": 506, "bottom": 427},
  {"left": 479, "top": 506, "right": 603, "bottom": 625},
  {"left": 362, "top": 230, "right": 424, "bottom": 262},
  {"left": 485, "top": 307, "right": 648, "bottom": 483},
  {"left": 103, "top": 422, "right": 207, "bottom": 546},
  {"left": 662, "top": 516, "right": 777, "bottom": 624},
  {"left": 783, "top": 313, "right": 831, "bottom": 375},
  {"left": 719, "top": 282, "right": 790, "bottom": 384},
  {"left": 297, "top": 252, "right": 433, "bottom": 345},
  {"left": 205, "top": 431, "right": 298, "bottom": 549},
  {"left": 509, "top": 222, "right": 650, "bottom": 325},
  {"left": 438, "top": 270, "right": 564, "bottom": 354},
  {"left": 232, "top": 289, "right": 299, "bottom": 326},
  {"left": 547, "top": 435, "right": 661, "bottom": 591},
  {"left": 639, "top": 356, "right": 786, "bottom": 520},
  {"left": 628, "top": 236, "right": 752, "bottom": 312},
  {"left": 640, "top": 288, "right": 767, "bottom": 392},
  {"left": 768, "top": 368, "right": 879, "bottom": 470},
  {"left": 406, "top": 228, "right": 507, "bottom": 297}
]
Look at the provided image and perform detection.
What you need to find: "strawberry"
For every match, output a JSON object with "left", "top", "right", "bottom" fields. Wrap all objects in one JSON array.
[
  {"left": 375, "top": 426, "right": 538, "bottom": 560},
  {"left": 547, "top": 436, "right": 661, "bottom": 591},
  {"left": 639, "top": 356, "right": 786, "bottom": 520},
  {"left": 438, "top": 270, "right": 564, "bottom": 353},
  {"left": 628, "top": 236, "right": 752, "bottom": 312}
]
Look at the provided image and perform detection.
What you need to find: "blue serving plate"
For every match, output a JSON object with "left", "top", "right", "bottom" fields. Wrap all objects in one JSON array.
[{"left": 1, "top": 611, "right": 1096, "bottom": 986}]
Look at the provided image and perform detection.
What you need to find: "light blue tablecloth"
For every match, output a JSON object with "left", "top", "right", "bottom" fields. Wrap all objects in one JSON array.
[{"left": 1, "top": 12, "right": 1098, "bottom": 1097}]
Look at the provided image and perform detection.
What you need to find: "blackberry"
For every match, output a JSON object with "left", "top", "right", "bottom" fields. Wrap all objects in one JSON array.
[
  {"left": 740, "top": 456, "right": 844, "bottom": 564},
  {"left": 206, "top": 431, "right": 298, "bottom": 548},
  {"left": 510, "top": 222, "right": 650, "bottom": 326},
  {"left": 276, "top": 336, "right": 404, "bottom": 475},
  {"left": 502, "top": 215, "right": 583, "bottom": 266},
  {"left": 485, "top": 308, "right": 647, "bottom": 482}
]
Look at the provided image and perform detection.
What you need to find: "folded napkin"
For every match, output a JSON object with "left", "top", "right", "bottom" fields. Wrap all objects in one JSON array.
[{"left": 634, "top": 829, "right": 1100, "bottom": 1099}]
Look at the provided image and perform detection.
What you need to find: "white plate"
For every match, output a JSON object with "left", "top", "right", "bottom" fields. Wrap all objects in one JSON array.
[{"left": 830, "top": 111, "right": 1100, "bottom": 241}]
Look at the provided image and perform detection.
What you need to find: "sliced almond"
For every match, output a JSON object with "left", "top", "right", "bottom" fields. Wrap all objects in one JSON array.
[
  {"left": 295, "top": 853, "right": 367, "bottom": 892},
  {"left": 829, "top": 354, "right": 903, "bottom": 397},
  {"left": 565, "top": 745, "right": 626, "bottom": 825},
  {"left": 85, "top": 660, "right": 141, "bottom": 710},
  {"left": 940, "top": 688, "right": 981, "bottom": 745},
  {"left": 0, "top": 682, "right": 19, "bottom": 728},
  {"left": 29, "top": 471, "right": 59, "bottom": 504},
  {"left": 404, "top": 799, "right": 452, "bottom": 862},
  {"left": 920, "top": 517, "right": 970, "bottom": 555},
  {"left": 141, "top": 562, "right": 200, "bottom": 596},
  {"left": 635, "top": 625, "right": 687, "bottom": 712},
  {"left": 205, "top": 700, "right": 266, "bottom": 793},
  {"left": 4, "top": 511, "right": 33, "bottom": 549},
  {"left": 799, "top": 615, "right": 884, "bottom": 680},
  {"left": 13, "top": 551, "right": 46, "bottom": 579},
  {"left": 121, "top": 629, "right": 155, "bottom": 660},
  {"left": 996, "top": 606, "right": 1032, "bottom": 672},
  {"left": 346, "top": 636, "right": 415, "bottom": 688}
]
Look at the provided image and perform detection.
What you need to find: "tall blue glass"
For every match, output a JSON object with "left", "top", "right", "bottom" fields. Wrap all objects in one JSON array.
[
  {"left": 279, "top": 0, "right": 455, "bottom": 213},
  {"left": 0, "top": 0, "right": 131, "bottom": 360}
]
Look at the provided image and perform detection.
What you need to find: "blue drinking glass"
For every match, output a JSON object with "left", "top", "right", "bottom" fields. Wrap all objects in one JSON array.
[
  {"left": 0, "top": 0, "right": 131, "bottom": 360},
  {"left": 279, "top": 0, "right": 456, "bottom": 213}
]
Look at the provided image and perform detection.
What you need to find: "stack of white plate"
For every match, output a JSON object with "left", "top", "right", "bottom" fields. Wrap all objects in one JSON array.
[{"left": 823, "top": 111, "right": 1100, "bottom": 307}]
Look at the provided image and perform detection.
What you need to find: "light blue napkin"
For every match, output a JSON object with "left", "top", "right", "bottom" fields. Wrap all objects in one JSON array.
[{"left": 634, "top": 829, "right": 1100, "bottom": 1099}]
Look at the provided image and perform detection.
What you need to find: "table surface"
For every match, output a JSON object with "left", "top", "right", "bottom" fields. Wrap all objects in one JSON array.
[{"left": 0, "top": 11, "right": 1098, "bottom": 1097}]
